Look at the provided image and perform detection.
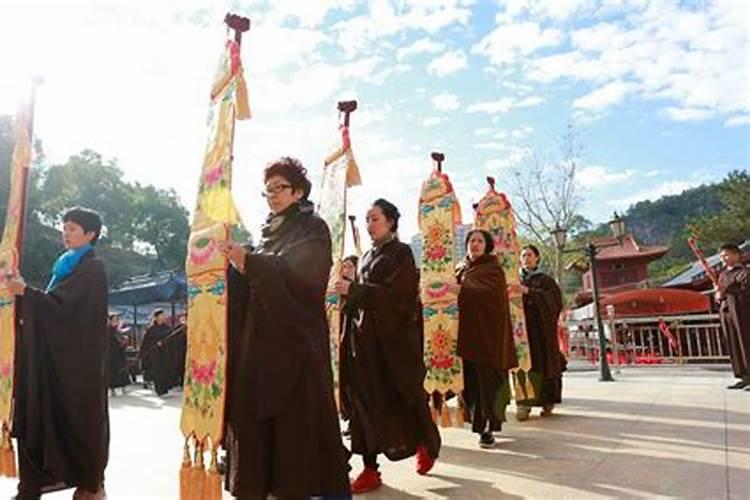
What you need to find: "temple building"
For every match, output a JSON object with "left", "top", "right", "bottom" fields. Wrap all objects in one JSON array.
[{"left": 572, "top": 233, "right": 669, "bottom": 307}]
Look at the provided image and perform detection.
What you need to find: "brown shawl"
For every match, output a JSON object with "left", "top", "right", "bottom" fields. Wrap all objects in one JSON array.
[{"left": 457, "top": 254, "right": 518, "bottom": 371}]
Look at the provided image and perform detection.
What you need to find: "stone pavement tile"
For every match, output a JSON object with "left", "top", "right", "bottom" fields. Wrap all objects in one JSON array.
[
  {"left": 0, "top": 368, "right": 747, "bottom": 499},
  {"left": 726, "top": 387, "right": 750, "bottom": 500}
]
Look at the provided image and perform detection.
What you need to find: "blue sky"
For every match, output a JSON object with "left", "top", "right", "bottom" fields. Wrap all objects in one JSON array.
[{"left": 0, "top": 0, "right": 748, "bottom": 243}]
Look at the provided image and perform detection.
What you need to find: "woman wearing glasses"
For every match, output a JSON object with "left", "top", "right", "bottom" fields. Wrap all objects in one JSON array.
[{"left": 219, "top": 157, "right": 350, "bottom": 499}]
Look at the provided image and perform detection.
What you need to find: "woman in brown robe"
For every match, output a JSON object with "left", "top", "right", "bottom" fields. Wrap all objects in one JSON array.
[
  {"left": 336, "top": 198, "right": 441, "bottom": 494},
  {"left": 513, "top": 244, "right": 565, "bottom": 420},
  {"left": 220, "top": 157, "right": 350, "bottom": 499},
  {"left": 456, "top": 229, "right": 517, "bottom": 448},
  {"left": 716, "top": 243, "right": 750, "bottom": 389},
  {"left": 8, "top": 207, "right": 109, "bottom": 500}
]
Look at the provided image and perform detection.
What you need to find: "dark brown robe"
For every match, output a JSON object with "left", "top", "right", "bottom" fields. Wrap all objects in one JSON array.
[
  {"left": 140, "top": 323, "right": 175, "bottom": 396},
  {"left": 457, "top": 255, "right": 517, "bottom": 433},
  {"left": 108, "top": 325, "right": 131, "bottom": 389},
  {"left": 520, "top": 269, "right": 565, "bottom": 406},
  {"left": 341, "top": 237, "right": 441, "bottom": 462},
  {"left": 719, "top": 262, "right": 750, "bottom": 379},
  {"left": 12, "top": 251, "right": 109, "bottom": 496},
  {"left": 223, "top": 201, "right": 350, "bottom": 499}
]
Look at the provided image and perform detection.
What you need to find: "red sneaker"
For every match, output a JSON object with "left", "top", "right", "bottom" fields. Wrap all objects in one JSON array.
[
  {"left": 350, "top": 467, "right": 382, "bottom": 494},
  {"left": 416, "top": 445, "right": 436, "bottom": 475}
]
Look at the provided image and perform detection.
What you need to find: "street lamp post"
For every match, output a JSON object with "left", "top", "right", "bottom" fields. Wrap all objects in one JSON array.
[{"left": 553, "top": 213, "right": 626, "bottom": 382}]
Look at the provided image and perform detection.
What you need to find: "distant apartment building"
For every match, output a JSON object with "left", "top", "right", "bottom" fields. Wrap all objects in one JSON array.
[{"left": 409, "top": 223, "right": 472, "bottom": 266}]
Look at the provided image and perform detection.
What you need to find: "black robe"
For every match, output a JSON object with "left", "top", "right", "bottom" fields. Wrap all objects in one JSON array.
[
  {"left": 140, "top": 323, "right": 175, "bottom": 396},
  {"left": 108, "top": 326, "right": 131, "bottom": 389},
  {"left": 719, "top": 262, "right": 750, "bottom": 379},
  {"left": 341, "top": 238, "right": 441, "bottom": 461},
  {"left": 12, "top": 251, "right": 109, "bottom": 495},
  {"left": 520, "top": 269, "right": 565, "bottom": 406},
  {"left": 224, "top": 202, "right": 350, "bottom": 498}
]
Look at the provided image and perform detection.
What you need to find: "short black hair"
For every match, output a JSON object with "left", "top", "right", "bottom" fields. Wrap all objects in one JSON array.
[
  {"left": 522, "top": 244, "right": 540, "bottom": 258},
  {"left": 372, "top": 198, "right": 400, "bottom": 233},
  {"left": 63, "top": 207, "right": 102, "bottom": 244},
  {"left": 719, "top": 243, "right": 742, "bottom": 254},
  {"left": 264, "top": 157, "right": 312, "bottom": 200},
  {"left": 465, "top": 229, "right": 494, "bottom": 255},
  {"left": 342, "top": 254, "right": 359, "bottom": 267}
]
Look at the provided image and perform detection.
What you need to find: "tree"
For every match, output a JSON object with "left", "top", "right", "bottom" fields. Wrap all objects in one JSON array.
[
  {"left": 510, "top": 123, "right": 588, "bottom": 284},
  {"left": 0, "top": 142, "right": 196, "bottom": 287},
  {"left": 130, "top": 183, "right": 190, "bottom": 269},
  {"left": 689, "top": 170, "right": 750, "bottom": 247}
]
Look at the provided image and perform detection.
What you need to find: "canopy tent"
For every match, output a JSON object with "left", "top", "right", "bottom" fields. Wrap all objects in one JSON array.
[{"left": 108, "top": 271, "right": 186, "bottom": 327}]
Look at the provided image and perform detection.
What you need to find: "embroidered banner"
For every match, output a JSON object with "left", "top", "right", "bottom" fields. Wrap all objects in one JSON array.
[
  {"left": 319, "top": 124, "right": 361, "bottom": 408},
  {"left": 473, "top": 178, "right": 534, "bottom": 401},
  {"left": 419, "top": 168, "right": 462, "bottom": 397},
  {"left": 0, "top": 104, "right": 32, "bottom": 477},
  {"left": 180, "top": 36, "right": 249, "bottom": 495}
]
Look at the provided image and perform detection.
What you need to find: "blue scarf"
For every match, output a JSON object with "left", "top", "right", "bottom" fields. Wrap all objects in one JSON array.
[{"left": 46, "top": 244, "right": 93, "bottom": 292}]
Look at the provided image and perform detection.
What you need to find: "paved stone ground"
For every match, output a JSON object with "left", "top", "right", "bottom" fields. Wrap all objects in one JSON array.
[{"left": 1, "top": 366, "right": 748, "bottom": 499}]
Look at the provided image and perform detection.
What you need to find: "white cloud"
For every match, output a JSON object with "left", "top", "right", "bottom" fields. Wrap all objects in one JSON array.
[
  {"left": 500, "top": 0, "right": 591, "bottom": 22},
  {"left": 511, "top": 125, "right": 534, "bottom": 140},
  {"left": 397, "top": 38, "right": 445, "bottom": 61},
  {"left": 467, "top": 98, "right": 514, "bottom": 114},
  {"left": 484, "top": 145, "right": 529, "bottom": 171},
  {"left": 573, "top": 81, "right": 632, "bottom": 111},
  {"left": 427, "top": 49, "right": 468, "bottom": 77},
  {"left": 265, "top": 0, "right": 358, "bottom": 28},
  {"left": 608, "top": 180, "right": 701, "bottom": 208},
  {"left": 725, "top": 115, "right": 750, "bottom": 127},
  {"left": 526, "top": 2, "right": 750, "bottom": 124},
  {"left": 472, "top": 21, "right": 562, "bottom": 67},
  {"left": 467, "top": 95, "right": 543, "bottom": 115},
  {"left": 333, "top": 0, "right": 472, "bottom": 57},
  {"left": 432, "top": 93, "right": 460, "bottom": 111},
  {"left": 516, "top": 95, "right": 545, "bottom": 108},
  {"left": 576, "top": 165, "right": 636, "bottom": 189},
  {"left": 664, "top": 107, "right": 715, "bottom": 122},
  {"left": 422, "top": 117, "right": 445, "bottom": 127}
]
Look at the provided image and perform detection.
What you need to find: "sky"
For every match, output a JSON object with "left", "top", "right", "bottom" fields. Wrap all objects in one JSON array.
[{"left": 0, "top": 0, "right": 748, "bottom": 244}]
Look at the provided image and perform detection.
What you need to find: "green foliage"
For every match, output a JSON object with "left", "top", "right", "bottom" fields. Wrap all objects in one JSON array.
[
  {"left": 689, "top": 170, "right": 750, "bottom": 248},
  {"left": 625, "top": 183, "right": 724, "bottom": 260},
  {"left": 0, "top": 125, "right": 197, "bottom": 287}
]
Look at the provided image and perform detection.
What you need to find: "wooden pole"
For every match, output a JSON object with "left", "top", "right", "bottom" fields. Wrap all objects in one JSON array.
[
  {"left": 16, "top": 77, "right": 43, "bottom": 270},
  {"left": 431, "top": 152, "right": 444, "bottom": 173},
  {"left": 337, "top": 100, "right": 357, "bottom": 127}
]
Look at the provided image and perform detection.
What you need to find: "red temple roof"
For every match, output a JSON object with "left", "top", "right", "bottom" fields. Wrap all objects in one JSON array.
[
  {"left": 568, "top": 288, "right": 710, "bottom": 319},
  {"left": 592, "top": 233, "right": 669, "bottom": 261}
]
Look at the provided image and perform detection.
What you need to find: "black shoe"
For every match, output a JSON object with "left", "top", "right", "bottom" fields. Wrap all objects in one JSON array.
[
  {"left": 479, "top": 432, "right": 495, "bottom": 449},
  {"left": 727, "top": 380, "right": 750, "bottom": 389}
]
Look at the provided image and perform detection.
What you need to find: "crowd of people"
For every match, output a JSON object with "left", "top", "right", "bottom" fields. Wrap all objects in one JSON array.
[{"left": 4, "top": 156, "right": 747, "bottom": 499}]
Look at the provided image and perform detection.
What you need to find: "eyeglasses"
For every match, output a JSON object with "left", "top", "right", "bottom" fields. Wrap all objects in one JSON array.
[{"left": 261, "top": 183, "right": 292, "bottom": 197}]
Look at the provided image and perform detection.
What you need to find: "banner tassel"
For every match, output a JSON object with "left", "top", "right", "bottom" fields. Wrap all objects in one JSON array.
[
  {"left": 6, "top": 436, "right": 16, "bottom": 478},
  {"left": 440, "top": 402, "right": 452, "bottom": 428},
  {"left": 204, "top": 446, "right": 222, "bottom": 500},
  {"left": 454, "top": 403, "right": 465, "bottom": 428},
  {"left": 191, "top": 438, "right": 205, "bottom": 499},
  {"left": 179, "top": 437, "right": 193, "bottom": 500}
]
